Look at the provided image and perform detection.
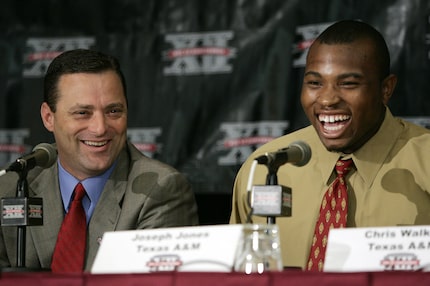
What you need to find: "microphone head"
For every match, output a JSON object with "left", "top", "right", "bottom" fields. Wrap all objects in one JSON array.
[
  {"left": 289, "top": 140, "right": 311, "bottom": 167},
  {"left": 32, "top": 143, "right": 57, "bottom": 168}
]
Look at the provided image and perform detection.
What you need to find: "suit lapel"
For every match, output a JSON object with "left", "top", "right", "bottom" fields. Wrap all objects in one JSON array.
[
  {"left": 85, "top": 147, "right": 129, "bottom": 269},
  {"left": 27, "top": 165, "right": 64, "bottom": 268},
  {"left": 24, "top": 143, "right": 132, "bottom": 270}
]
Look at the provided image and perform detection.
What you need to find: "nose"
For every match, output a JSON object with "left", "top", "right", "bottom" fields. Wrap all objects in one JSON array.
[
  {"left": 88, "top": 112, "right": 108, "bottom": 135},
  {"left": 316, "top": 85, "right": 341, "bottom": 107}
]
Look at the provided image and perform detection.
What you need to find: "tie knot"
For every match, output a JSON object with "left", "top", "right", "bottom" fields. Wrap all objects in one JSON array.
[
  {"left": 335, "top": 158, "right": 354, "bottom": 177},
  {"left": 73, "top": 183, "right": 86, "bottom": 202}
]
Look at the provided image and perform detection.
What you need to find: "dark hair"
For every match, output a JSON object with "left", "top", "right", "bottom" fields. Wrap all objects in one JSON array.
[
  {"left": 44, "top": 49, "right": 127, "bottom": 112},
  {"left": 314, "top": 20, "right": 391, "bottom": 79}
]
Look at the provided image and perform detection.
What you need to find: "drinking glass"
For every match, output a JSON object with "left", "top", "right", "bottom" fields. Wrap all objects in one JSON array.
[{"left": 233, "top": 224, "right": 283, "bottom": 274}]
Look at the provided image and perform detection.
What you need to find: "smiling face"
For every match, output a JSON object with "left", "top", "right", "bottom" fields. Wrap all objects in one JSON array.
[
  {"left": 300, "top": 39, "right": 397, "bottom": 153},
  {"left": 41, "top": 70, "right": 128, "bottom": 180}
]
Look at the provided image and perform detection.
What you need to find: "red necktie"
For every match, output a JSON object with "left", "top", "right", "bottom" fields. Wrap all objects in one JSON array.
[
  {"left": 51, "top": 183, "right": 87, "bottom": 273},
  {"left": 307, "top": 158, "right": 354, "bottom": 271}
]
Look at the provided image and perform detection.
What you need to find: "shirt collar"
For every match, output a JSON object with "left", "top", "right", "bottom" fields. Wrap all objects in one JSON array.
[
  {"left": 58, "top": 160, "right": 117, "bottom": 212},
  {"left": 315, "top": 108, "right": 401, "bottom": 188},
  {"left": 314, "top": 142, "right": 341, "bottom": 186},
  {"left": 352, "top": 108, "right": 402, "bottom": 188}
]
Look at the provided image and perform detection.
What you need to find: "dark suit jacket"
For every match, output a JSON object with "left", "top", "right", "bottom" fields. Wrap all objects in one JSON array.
[{"left": 0, "top": 141, "right": 199, "bottom": 271}]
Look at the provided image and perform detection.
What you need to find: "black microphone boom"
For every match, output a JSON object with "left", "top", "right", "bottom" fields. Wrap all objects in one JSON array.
[
  {"left": 255, "top": 140, "right": 311, "bottom": 168},
  {"left": 6, "top": 143, "right": 57, "bottom": 173},
  {"left": 0, "top": 143, "right": 56, "bottom": 268}
]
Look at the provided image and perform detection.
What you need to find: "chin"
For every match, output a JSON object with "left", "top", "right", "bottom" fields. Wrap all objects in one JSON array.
[
  {"left": 326, "top": 146, "right": 344, "bottom": 153},
  {"left": 322, "top": 140, "right": 350, "bottom": 153},
  {"left": 83, "top": 160, "right": 111, "bottom": 174}
]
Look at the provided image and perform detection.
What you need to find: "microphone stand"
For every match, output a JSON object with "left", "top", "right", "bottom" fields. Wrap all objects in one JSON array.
[
  {"left": 15, "top": 169, "right": 29, "bottom": 269},
  {"left": 1, "top": 167, "right": 44, "bottom": 272},
  {"left": 265, "top": 164, "right": 280, "bottom": 225}
]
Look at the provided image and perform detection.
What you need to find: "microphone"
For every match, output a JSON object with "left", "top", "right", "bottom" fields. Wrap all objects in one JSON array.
[
  {"left": 249, "top": 141, "right": 311, "bottom": 218},
  {"left": 255, "top": 140, "right": 311, "bottom": 168},
  {"left": 250, "top": 185, "right": 292, "bottom": 217},
  {"left": 0, "top": 143, "right": 55, "bottom": 227},
  {"left": 5, "top": 143, "right": 57, "bottom": 173}
]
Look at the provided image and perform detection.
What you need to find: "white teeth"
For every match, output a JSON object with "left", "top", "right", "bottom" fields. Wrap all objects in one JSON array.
[
  {"left": 318, "top": 114, "right": 350, "bottom": 123},
  {"left": 84, "top": 140, "right": 107, "bottom": 147},
  {"left": 324, "top": 125, "right": 344, "bottom": 131}
]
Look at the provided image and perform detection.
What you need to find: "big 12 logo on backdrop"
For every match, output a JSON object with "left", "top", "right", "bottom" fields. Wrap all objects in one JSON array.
[
  {"left": 217, "top": 121, "right": 289, "bottom": 166},
  {"left": 163, "top": 31, "right": 236, "bottom": 75},
  {"left": 23, "top": 37, "right": 96, "bottom": 78}
]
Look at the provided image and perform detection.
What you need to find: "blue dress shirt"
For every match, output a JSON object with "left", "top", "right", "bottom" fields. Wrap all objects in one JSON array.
[{"left": 58, "top": 160, "right": 117, "bottom": 223}]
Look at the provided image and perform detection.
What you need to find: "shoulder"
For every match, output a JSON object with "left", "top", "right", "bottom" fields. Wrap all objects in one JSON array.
[
  {"left": 0, "top": 164, "right": 56, "bottom": 197},
  {"left": 126, "top": 142, "right": 181, "bottom": 175},
  {"left": 0, "top": 172, "right": 20, "bottom": 197},
  {"left": 396, "top": 117, "right": 430, "bottom": 147},
  {"left": 124, "top": 142, "right": 189, "bottom": 189}
]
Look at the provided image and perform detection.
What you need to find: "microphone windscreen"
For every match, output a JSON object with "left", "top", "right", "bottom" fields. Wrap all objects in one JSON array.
[
  {"left": 32, "top": 143, "right": 57, "bottom": 168},
  {"left": 289, "top": 140, "right": 311, "bottom": 167}
]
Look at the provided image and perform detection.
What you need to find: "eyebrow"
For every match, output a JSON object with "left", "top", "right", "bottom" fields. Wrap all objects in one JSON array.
[
  {"left": 304, "top": 71, "right": 364, "bottom": 79},
  {"left": 304, "top": 71, "right": 321, "bottom": 78},
  {"left": 69, "top": 102, "right": 126, "bottom": 110},
  {"left": 105, "top": 102, "right": 126, "bottom": 109},
  {"left": 337, "top": 72, "right": 364, "bottom": 80},
  {"left": 70, "top": 104, "right": 93, "bottom": 110}
]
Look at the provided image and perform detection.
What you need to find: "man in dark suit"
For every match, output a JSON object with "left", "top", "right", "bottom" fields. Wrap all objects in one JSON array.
[{"left": 0, "top": 49, "right": 199, "bottom": 272}]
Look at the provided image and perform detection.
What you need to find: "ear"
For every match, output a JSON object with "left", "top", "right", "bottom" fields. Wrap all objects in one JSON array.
[
  {"left": 381, "top": 74, "right": 397, "bottom": 105},
  {"left": 40, "top": 102, "right": 55, "bottom": 132}
]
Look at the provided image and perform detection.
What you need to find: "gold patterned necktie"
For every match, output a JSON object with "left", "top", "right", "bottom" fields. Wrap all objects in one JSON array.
[
  {"left": 51, "top": 183, "right": 87, "bottom": 273},
  {"left": 306, "top": 158, "right": 354, "bottom": 271}
]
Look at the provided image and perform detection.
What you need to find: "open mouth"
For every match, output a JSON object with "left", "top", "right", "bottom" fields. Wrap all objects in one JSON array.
[
  {"left": 318, "top": 114, "right": 351, "bottom": 132},
  {"left": 83, "top": 140, "right": 108, "bottom": 147}
]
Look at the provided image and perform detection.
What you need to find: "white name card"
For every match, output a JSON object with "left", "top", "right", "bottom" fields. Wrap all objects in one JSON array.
[
  {"left": 324, "top": 225, "right": 430, "bottom": 272},
  {"left": 91, "top": 224, "right": 243, "bottom": 274}
]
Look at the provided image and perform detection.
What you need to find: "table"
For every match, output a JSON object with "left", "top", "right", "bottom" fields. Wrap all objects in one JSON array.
[{"left": 1, "top": 270, "right": 429, "bottom": 286}]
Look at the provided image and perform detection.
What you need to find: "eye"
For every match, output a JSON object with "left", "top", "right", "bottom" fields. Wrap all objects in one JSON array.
[
  {"left": 73, "top": 110, "right": 90, "bottom": 116},
  {"left": 305, "top": 80, "right": 322, "bottom": 88},
  {"left": 107, "top": 107, "right": 125, "bottom": 117},
  {"left": 339, "top": 81, "right": 359, "bottom": 88}
]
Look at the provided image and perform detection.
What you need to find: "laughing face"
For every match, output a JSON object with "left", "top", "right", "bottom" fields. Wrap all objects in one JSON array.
[
  {"left": 300, "top": 39, "right": 396, "bottom": 153},
  {"left": 41, "top": 70, "right": 128, "bottom": 180}
]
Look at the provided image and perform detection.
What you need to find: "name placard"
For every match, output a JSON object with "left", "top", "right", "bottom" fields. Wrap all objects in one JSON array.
[
  {"left": 91, "top": 224, "right": 243, "bottom": 274},
  {"left": 324, "top": 225, "right": 430, "bottom": 272}
]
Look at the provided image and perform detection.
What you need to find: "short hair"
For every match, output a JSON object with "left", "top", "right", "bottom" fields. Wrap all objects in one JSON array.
[
  {"left": 44, "top": 49, "right": 127, "bottom": 112},
  {"left": 313, "top": 20, "right": 391, "bottom": 79}
]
